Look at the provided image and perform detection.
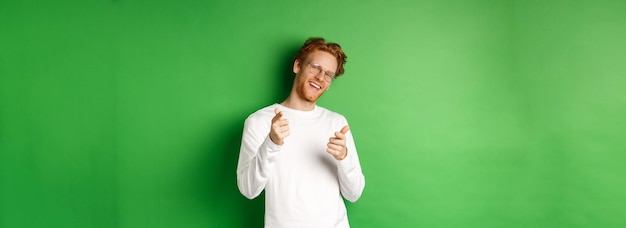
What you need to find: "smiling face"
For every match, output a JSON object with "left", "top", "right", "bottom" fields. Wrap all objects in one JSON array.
[{"left": 292, "top": 50, "right": 338, "bottom": 104}]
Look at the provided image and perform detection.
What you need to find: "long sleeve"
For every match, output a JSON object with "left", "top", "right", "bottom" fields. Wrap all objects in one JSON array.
[
  {"left": 238, "top": 105, "right": 364, "bottom": 227},
  {"left": 236, "top": 115, "right": 281, "bottom": 199},
  {"left": 337, "top": 130, "right": 366, "bottom": 202}
]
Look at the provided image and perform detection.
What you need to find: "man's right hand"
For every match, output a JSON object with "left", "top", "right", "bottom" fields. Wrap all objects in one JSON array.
[{"left": 269, "top": 108, "right": 290, "bottom": 145}]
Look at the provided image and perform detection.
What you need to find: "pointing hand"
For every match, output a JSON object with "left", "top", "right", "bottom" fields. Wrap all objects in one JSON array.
[
  {"left": 269, "top": 108, "right": 290, "bottom": 145},
  {"left": 327, "top": 125, "right": 350, "bottom": 160}
]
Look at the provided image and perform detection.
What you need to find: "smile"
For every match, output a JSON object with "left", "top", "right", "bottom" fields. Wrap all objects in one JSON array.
[{"left": 309, "top": 82, "right": 321, "bottom": 90}]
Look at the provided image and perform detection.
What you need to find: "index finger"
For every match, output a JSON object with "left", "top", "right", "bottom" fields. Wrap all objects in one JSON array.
[
  {"left": 272, "top": 108, "right": 283, "bottom": 122},
  {"left": 340, "top": 125, "right": 350, "bottom": 134},
  {"left": 275, "top": 108, "right": 283, "bottom": 117}
]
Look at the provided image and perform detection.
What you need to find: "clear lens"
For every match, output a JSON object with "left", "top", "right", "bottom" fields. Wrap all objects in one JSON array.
[{"left": 308, "top": 62, "right": 335, "bottom": 82}]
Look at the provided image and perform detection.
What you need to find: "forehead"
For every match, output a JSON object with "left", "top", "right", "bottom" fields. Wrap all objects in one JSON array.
[{"left": 306, "top": 50, "right": 338, "bottom": 71}]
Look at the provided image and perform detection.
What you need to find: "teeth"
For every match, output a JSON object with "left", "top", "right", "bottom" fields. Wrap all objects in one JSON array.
[{"left": 310, "top": 82, "right": 321, "bottom": 89}]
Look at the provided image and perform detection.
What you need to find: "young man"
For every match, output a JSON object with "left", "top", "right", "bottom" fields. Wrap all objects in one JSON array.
[{"left": 237, "top": 37, "right": 365, "bottom": 227}]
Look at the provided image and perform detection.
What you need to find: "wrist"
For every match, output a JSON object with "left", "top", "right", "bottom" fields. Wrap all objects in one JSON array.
[
  {"left": 269, "top": 134, "right": 283, "bottom": 145},
  {"left": 337, "top": 149, "right": 348, "bottom": 160}
]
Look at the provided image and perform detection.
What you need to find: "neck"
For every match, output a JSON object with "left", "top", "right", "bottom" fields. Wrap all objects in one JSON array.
[{"left": 281, "top": 95, "right": 316, "bottom": 111}]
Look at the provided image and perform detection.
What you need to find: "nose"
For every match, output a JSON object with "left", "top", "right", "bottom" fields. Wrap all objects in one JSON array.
[{"left": 314, "top": 70, "right": 325, "bottom": 81}]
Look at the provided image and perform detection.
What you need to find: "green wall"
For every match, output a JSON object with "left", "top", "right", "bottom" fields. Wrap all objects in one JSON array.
[{"left": 2, "top": 0, "right": 625, "bottom": 227}]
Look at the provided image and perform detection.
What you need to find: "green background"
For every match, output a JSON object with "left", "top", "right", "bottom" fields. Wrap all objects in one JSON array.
[{"left": 2, "top": 0, "right": 625, "bottom": 227}]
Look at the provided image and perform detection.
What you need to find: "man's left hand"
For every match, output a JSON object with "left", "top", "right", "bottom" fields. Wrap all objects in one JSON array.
[{"left": 327, "top": 125, "right": 350, "bottom": 160}]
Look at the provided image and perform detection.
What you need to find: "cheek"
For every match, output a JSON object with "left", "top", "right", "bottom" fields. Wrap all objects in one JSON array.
[{"left": 295, "top": 72, "right": 307, "bottom": 80}]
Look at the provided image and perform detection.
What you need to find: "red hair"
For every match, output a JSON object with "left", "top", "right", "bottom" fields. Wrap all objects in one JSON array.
[{"left": 294, "top": 37, "right": 348, "bottom": 77}]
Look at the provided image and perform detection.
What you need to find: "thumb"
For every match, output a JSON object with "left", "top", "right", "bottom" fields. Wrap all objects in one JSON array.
[
  {"left": 274, "top": 108, "right": 282, "bottom": 117},
  {"left": 340, "top": 125, "right": 350, "bottom": 134}
]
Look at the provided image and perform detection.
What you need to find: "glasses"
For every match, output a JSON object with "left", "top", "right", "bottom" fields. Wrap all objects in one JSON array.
[{"left": 305, "top": 61, "right": 336, "bottom": 82}]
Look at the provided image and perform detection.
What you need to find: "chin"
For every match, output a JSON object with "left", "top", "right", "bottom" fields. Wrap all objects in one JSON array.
[
  {"left": 306, "top": 93, "right": 323, "bottom": 102},
  {"left": 299, "top": 86, "right": 323, "bottom": 102},
  {"left": 306, "top": 97, "right": 319, "bottom": 103}
]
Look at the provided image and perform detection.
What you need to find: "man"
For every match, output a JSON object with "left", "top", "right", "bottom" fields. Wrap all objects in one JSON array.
[{"left": 236, "top": 37, "right": 365, "bottom": 227}]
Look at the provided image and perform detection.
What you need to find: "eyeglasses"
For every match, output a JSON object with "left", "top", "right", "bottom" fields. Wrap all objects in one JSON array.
[{"left": 305, "top": 61, "right": 336, "bottom": 82}]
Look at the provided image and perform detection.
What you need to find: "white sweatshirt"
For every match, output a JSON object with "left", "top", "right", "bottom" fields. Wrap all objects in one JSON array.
[{"left": 237, "top": 103, "right": 365, "bottom": 228}]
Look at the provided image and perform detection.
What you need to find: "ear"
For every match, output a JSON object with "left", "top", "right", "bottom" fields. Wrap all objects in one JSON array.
[{"left": 293, "top": 59, "right": 301, "bottom": 74}]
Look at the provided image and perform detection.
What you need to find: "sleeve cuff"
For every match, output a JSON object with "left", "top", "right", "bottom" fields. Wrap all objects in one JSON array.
[
  {"left": 337, "top": 150, "right": 355, "bottom": 168},
  {"left": 261, "top": 135, "right": 282, "bottom": 159}
]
